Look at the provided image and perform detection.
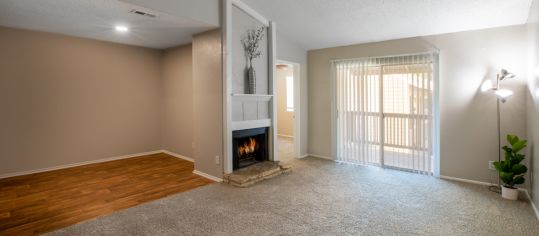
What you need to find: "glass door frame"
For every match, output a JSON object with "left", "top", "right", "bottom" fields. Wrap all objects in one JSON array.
[{"left": 330, "top": 53, "right": 440, "bottom": 176}]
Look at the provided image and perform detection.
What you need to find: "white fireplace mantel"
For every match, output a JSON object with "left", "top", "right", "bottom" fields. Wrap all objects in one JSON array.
[
  {"left": 232, "top": 119, "right": 271, "bottom": 131},
  {"left": 231, "top": 93, "right": 273, "bottom": 102}
]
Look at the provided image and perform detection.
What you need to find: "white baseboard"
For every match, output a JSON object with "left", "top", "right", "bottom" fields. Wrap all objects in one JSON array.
[
  {"left": 161, "top": 150, "right": 194, "bottom": 162},
  {"left": 307, "top": 153, "right": 334, "bottom": 161},
  {"left": 193, "top": 170, "right": 223, "bottom": 182},
  {"left": 440, "top": 175, "right": 497, "bottom": 186},
  {"left": 523, "top": 189, "right": 539, "bottom": 220},
  {"left": 441, "top": 175, "right": 538, "bottom": 221},
  {"left": 0, "top": 150, "right": 163, "bottom": 179},
  {"left": 298, "top": 154, "right": 309, "bottom": 159},
  {"left": 277, "top": 134, "right": 294, "bottom": 138}
]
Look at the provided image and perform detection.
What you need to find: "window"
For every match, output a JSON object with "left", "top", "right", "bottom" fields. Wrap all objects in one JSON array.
[{"left": 286, "top": 76, "right": 294, "bottom": 112}]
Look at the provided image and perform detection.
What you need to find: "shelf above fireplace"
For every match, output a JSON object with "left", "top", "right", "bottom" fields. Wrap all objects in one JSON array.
[
  {"left": 232, "top": 119, "right": 271, "bottom": 131},
  {"left": 231, "top": 93, "right": 273, "bottom": 102}
]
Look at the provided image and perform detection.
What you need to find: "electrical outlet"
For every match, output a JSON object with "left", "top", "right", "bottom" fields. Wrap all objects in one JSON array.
[
  {"left": 191, "top": 142, "right": 195, "bottom": 149},
  {"left": 488, "top": 161, "right": 496, "bottom": 170},
  {"left": 215, "top": 156, "right": 220, "bottom": 165}
]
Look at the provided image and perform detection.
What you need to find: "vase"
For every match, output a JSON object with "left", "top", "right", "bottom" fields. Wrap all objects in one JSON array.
[{"left": 247, "top": 65, "right": 256, "bottom": 94}]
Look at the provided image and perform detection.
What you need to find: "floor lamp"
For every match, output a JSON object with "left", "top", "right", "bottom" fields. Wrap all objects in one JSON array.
[{"left": 481, "top": 69, "right": 516, "bottom": 191}]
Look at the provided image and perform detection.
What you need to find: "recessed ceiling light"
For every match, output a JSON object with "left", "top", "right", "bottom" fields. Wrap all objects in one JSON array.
[{"left": 115, "top": 25, "right": 129, "bottom": 33}]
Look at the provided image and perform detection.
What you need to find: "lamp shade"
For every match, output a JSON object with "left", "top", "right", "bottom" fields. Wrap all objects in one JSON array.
[
  {"left": 499, "top": 69, "right": 515, "bottom": 80},
  {"left": 495, "top": 89, "right": 514, "bottom": 99},
  {"left": 481, "top": 80, "right": 494, "bottom": 92}
]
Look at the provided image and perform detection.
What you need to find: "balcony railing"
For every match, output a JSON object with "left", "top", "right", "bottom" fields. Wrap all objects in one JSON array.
[{"left": 338, "top": 110, "right": 432, "bottom": 152}]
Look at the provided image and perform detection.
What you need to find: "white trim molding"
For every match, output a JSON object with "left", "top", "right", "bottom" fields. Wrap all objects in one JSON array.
[
  {"left": 307, "top": 153, "right": 334, "bottom": 161},
  {"left": 441, "top": 175, "right": 538, "bottom": 221},
  {"left": 523, "top": 189, "right": 539, "bottom": 220},
  {"left": 193, "top": 170, "right": 223, "bottom": 182},
  {"left": 0, "top": 150, "right": 163, "bottom": 179},
  {"left": 276, "top": 59, "right": 302, "bottom": 160},
  {"left": 231, "top": 0, "right": 269, "bottom": 26},
  {"left": 268, "top": 21, "right": 278, "bottom": 163},
  {"left": 440, "top": 175, "right": 497, "bottom": 186},
  {"left": 231, "top": 93, "right": 273, "bottom": 102},
  {"left": 232, "top": 119, "right": 271, "bottom": 131},
  {"left": 277, "top": 134, "right": 294, "bottom": 138},
  {"left": 161, "top": 150, "right": 194, "bottom": 162},
  {"left": 431, "top": 53, "right": 441, "bottom": 177},
  {"left": 222, "top": 0, "right": 233, "bottom": 174}
]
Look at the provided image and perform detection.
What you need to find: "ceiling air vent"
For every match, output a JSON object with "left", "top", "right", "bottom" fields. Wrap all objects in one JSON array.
[{"left": 129, "top": 9, "right": 157, "bottom": 18}]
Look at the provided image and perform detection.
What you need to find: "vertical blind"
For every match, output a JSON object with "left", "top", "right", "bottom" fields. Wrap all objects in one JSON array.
[{"left": 333, "top": 53, "right": 435, "bottom": 174}]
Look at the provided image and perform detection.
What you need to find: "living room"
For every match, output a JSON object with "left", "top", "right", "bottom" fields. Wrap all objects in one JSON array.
[{"left": 1, "top": 0, "right": 538, "bottom": 235}]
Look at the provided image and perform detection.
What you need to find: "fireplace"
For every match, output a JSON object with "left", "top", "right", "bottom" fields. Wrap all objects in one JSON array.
[{"left": 232, "top": 127, "right": 268, "bottom": 170}]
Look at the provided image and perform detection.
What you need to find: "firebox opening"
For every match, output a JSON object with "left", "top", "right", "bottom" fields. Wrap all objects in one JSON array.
[{"left": 233, "top": 127, "right": 268, "bottom": 170}]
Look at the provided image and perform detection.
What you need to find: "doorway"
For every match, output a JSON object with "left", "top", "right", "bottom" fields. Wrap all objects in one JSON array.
[
  {"left": 275, "top": 61, "right": 300, "bottom": 163},
  {"left": 331, "top": 53, "right": 439, "bottom": 175}
]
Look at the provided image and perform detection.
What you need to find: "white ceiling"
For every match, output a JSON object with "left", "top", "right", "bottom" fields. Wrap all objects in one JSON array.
[
  {"left": 243, "top": 0, "right": 534, "bottom": 50},
  {"left": 0, "top": 0, "right": 533, "bottom": 50},
  {"left": 0, "top": 0, "right": 220, "bottom": 49}
]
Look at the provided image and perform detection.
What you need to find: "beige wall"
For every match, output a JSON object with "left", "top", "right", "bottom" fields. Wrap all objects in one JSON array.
[
  {"left": 0, "top": 26, "right": 224, "bottom": 178},
  {"left": 161, "top": 45, "right": 194, "bottom": 158},
  {"left": 276, "top": 66, "right": 294, "bottom": 137},
  {"left": 308, "top": 25, "right": 528, "bottom": 184},
  {"left": 0, "top": 26, "right": 163, "bottom": 175},
  {"left": 192, "top": 29, "right": 223, "bottom": 178},
  {"left": 526, "top": 0, "right": 539, "bottom": 208}
]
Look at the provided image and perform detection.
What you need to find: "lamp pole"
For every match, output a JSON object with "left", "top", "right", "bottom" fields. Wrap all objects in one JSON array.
[
  {"left": 484, "top": 69, "right": 515, "bottom": 193},
  {"left": 497, "top": 96, "right": 501, "bottom": 188},
  {"left": 496, "top": 74, "right": 501, "bottom": 188}
]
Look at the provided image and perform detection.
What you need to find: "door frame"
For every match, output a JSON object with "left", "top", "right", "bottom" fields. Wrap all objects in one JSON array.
[
  {"left": 330, "top": 53, "right": 440, "bottom": 176},
  {"left": 276, "top": 59, "right": 301, "bottom": 159}
]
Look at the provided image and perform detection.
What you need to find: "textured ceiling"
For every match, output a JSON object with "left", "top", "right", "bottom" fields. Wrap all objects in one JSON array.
[
  {"left": 243, "top": 0, "right": 533, "bottom": 50},
  {"left": 0, "top": 0, "right": 219, "bottom": 49}
]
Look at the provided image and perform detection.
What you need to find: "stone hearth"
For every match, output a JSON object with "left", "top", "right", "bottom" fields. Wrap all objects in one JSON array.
[{"left": 223, "top": 161, "right": 291, "bottom": 187}]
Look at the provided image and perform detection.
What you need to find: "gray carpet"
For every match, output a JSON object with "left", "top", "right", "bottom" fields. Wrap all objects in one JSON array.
[{"left": 48, "top": 157, "right": 539, "bottom": 236}]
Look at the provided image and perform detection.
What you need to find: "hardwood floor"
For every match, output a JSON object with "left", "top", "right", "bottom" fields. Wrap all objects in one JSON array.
[{"left": 0, "top": 153, "right": 214, "bottom": 235}]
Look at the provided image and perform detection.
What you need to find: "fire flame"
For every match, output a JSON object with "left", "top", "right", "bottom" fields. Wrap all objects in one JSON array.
[{"left": 238, "top": 138, "right": 257, "bottom": 156}]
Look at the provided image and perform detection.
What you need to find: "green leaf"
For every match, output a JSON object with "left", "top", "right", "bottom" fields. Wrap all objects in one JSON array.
[
  {"left": 493, "top": 162, "right": 503, "bottom": 172},
  {"left": 511, "top": 154, "right": 525, "bottom": 165},
  {"left": 504, "top": 162, "right": 512, "bottom": 172},
  {"left": 512, "top": 164, "right": 528, "bottom": 175},
  {"left": 507, "top": 134, "right": 518, "bottom": 145},
  {"left": 513, "top": 176, "right": 525, "bottom": 185},
  {"left": 500, "top": 172, "right": 514, "bottom": 185},
  {"left": 512, "top": 140, "right": 527, "bottom": 153}
]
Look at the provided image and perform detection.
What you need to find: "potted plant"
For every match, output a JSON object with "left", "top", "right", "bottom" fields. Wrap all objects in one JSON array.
[{"left": 493, "top": 134, "right": 528, "bottom": 200}]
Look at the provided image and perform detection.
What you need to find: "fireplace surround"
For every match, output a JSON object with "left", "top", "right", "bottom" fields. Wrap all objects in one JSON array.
[{"left": 232, "top": 127, "right": 268, "bottom": 170}]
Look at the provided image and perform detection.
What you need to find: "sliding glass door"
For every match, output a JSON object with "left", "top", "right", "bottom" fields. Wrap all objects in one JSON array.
[{"left": 334, "top": 54, "right": 435, "bottom": 174}]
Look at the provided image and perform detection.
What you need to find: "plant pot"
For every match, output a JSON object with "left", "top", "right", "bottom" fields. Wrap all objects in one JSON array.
[
  {"left": 247, "top": 65, "right": 256, "bottom": 94},
  {"left": 501, "top": 185, "right": 519, "bottom": 200}
]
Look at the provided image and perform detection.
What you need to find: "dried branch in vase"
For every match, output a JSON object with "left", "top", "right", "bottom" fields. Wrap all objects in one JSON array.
[{"left": 241, "top": 26, "right": 265, "bottom": 67}]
